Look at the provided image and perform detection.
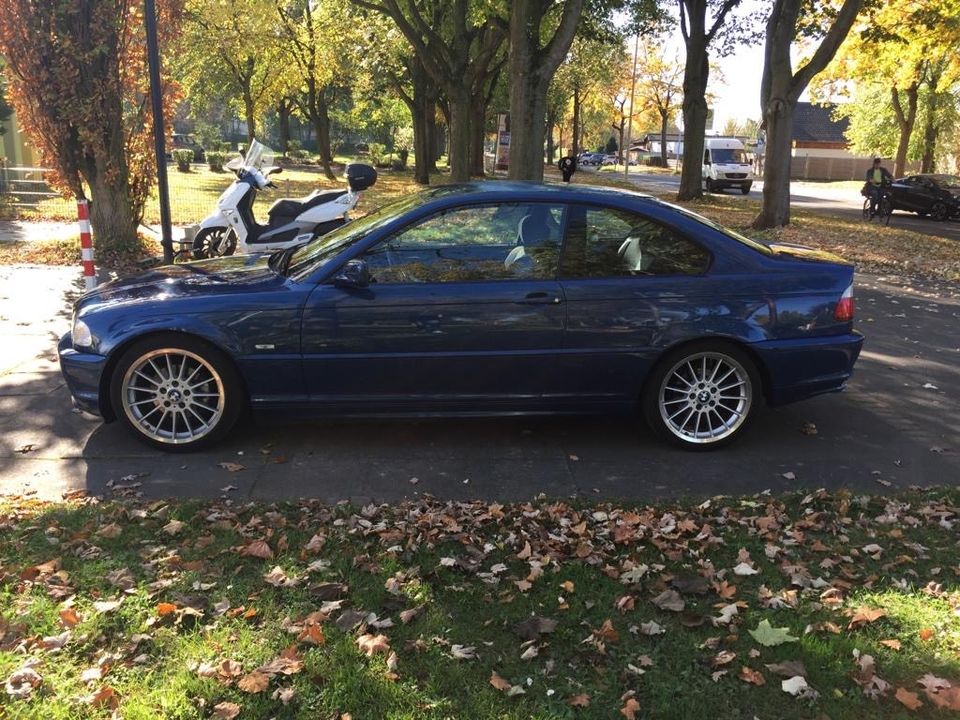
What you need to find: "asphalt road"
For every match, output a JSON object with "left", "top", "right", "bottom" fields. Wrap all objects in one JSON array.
[
  {"left": 614, "top": 171, "right": 960, "bottom": 242},
  {"left": 0, "top": 266, "right": 956, "bottom": 504}
]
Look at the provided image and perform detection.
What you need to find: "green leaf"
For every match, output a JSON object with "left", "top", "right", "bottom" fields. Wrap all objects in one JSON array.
[{"left": 749, "top": 619, "right": 799, "bottom": 647}]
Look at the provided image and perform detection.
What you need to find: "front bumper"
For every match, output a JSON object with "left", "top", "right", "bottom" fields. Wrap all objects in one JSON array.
[
  {"left": 752, "top": 331, "right": 864, "bottom": 406},
  {"left": 58, "top": 332, "right": 108, "bottom": 417}
]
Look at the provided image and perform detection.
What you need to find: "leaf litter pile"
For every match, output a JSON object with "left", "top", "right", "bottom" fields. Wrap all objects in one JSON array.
[{"left": 1, "top": 487, "right": 959, "bottom": 719}]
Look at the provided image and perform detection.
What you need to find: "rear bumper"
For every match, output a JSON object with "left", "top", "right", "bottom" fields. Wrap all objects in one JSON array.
[
  {"left": 58, "top": 332, "right": 108, "bottom": 417},
  {"left": 752, "top": 332, "right": 864, "bottom": 406}
]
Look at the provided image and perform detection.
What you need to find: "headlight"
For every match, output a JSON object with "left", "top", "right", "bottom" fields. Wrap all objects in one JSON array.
[{"left": 72, "top": 318, "right": 93, "bottom": 348}]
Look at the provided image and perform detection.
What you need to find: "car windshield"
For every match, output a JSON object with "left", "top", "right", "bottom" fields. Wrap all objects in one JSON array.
[
  {"left": 931, "top": 174, "right": 960, "bottom": 189},
  {"left": 666, "top": 202, "right": 773, "bottom": 256},
  {"left": 711, "top": 148, "right": 747, "bottom": 164},
  {"left": 285, "top": 192, "right": 426, "bottom": 278}
]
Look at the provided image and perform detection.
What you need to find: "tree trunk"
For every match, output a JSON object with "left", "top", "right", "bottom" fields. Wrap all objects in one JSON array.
[
  {"left": 447, "top": 95, "right": 473, "bottom": 182},
  {"left": 311, "top": 92, "right": 336, "bottom": 181},
  {"left": 677, "top": 42, "right": 709, "bottom": 200},
  {"left": 471, "top": 97, "right": 487, "bottom": 177},
  {"left": 546, "top": 111, "right": 556, "bottom": 164},
  {"left": 571, "top": 87, "right": 581, "bottom": 157},
  {"left": 508, "top": 74, "right": 548, "bottom": 180},
  {"left": 920, "top": 72, "right": 942, "bottom": 173},
  {"left": 659, "top": 110, "right": 669, "bottom": 168},
  {"left": 753, "top": 98, "right": 795, "bottom": 227},
  {"left": 891, "top": 83, "right": 919, "bottom": 177},
  {"left": 243, "top": 90, "right": 256, "bottom": 145},
  {"left": 278, "top": 99, "right": 291, "bottom": 155},
  {"left": 87, "top": 170, "right": 139, "bottom": 259}
]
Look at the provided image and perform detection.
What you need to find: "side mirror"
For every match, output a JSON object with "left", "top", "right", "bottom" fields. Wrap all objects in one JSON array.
[{"left": 333, "top": 259, "right": 370, "bottom": 288}]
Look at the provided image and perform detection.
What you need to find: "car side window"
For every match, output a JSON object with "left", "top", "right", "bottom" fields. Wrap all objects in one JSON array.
[
  {"left": 360, "top": 203, "right": 565, "bottom": 284},
  {"left": 561, "top": 205, "right": 710, "bottom": 279}
]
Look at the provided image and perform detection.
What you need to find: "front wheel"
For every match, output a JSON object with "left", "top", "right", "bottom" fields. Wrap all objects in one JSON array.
[
  {"left": 740, "top": 183, "right": 752, "bottom": 195},
  {"left": 642, "top": 342, "right": 760, "bottom": 450},
  {"left": 110, "top": 334, "right": 243, "bottom": 452},
  {"left": 705, "top": 178, "right": 715, "bottom": 193},
  {"left": 192, "top": 227, "right": 237, "bottom": 259}
]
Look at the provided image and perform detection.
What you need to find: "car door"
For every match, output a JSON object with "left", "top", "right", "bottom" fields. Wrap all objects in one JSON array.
[
  {"left": 300, "top": 201, "right": 568, "bottom": 411},
  {"left": 555, "top": 204, "right": 713, "bottom": 407}
]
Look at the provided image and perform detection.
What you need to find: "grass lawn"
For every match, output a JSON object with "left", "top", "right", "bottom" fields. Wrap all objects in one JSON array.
[
  {"left": 1, "top": 488, "right": 959, "bottom": 719},
  {"left": 3, "top": 164, "right": 960, "bottom": 282}
]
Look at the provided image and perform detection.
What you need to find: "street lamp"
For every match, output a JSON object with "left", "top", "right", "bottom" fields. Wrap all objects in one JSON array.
[{"left": 144, "top": 0, "right": 173, "bottom": 264}]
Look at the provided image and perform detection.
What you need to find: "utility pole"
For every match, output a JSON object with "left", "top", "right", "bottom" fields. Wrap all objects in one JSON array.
[
  {"left": 624, "top": 33, "right": 640, "bottom": 181},
  {"left": 144, "top": 0, "right": 173, "bottom": 264}
]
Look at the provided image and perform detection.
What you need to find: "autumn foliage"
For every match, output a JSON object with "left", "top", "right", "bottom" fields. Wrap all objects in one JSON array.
[{"left": 0, "top": 0, "right": 182, "bottom": 254}]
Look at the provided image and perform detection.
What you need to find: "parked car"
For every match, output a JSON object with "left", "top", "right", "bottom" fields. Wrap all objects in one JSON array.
[
  {"left": 59, "top": 183, "right": 863, "bottom": 452},
  {"left": 169, "top": 133, "right": 205, "bottom": 163},
  {"left": 578, "top": 153, "right": 604, "bottom": 166},
  {"left": 888, "top": 174, "right": 960, "bottom": 220},
  {"left": 601, "top": 154, "right": 618, "bottom": 166}
]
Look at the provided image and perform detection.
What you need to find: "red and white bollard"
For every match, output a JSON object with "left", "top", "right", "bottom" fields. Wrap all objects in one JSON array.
[{"left": 77, "top": 198, "right": 95, "bottom": 291}]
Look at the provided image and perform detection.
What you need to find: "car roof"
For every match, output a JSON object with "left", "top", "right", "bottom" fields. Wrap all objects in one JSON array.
[{"left": 418, "top": 180, "right": 655, "bottom": 203}]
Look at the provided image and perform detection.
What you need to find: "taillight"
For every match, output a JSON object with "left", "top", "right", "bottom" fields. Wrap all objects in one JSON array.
[{"left": 834, "top": 283, "right": 854, "bottom": 322}]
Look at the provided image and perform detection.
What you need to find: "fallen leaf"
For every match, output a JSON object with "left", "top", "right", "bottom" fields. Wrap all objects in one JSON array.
[
  {"left": 895, "top": 687, "right": 923, "bottom": 711},
  {"left": 212, "top": 701, "right": 242, "bottom": 719},
  {"left": 218, "top": 462, "right": 245, "bottom": 472},
  {"left": 781, "top": 675, "right": 810, "bottom": 695},
  {"left": 162, "top": 519, "right": 185, "bottom": 535},
  {"left": 272, "top": 686, "right": 296, "bottom": 705},
  {"left": 155, "top": 602, "right": 178, "bottom": 617},
  {"left": 513, "top": 616, "right": 557, "bottom": 641},
  {"left": 639, "top": 620, "right": 665, "bottom": 636},
  {"left": 732, "top": 562, "right": 759, "bottom": 576},
  {"left": 919, "top": 627, "right": 935, "bottom": 641},
  {"left": 568, "top": 693, "right": 590, "bottom": 707},
  {"left": 879, "top": 639, "right": 901, "bottom": 651},
  {"left": 739, "top": 666, "right": 766, "bottom": 685},
  {"left": 848, "top": 607, "right": 886, "bottom": 629},
  {"left": 765, "top": 660, "right": 807, "bottom": 678},
  {"left": 242, "top": 540, "right": 274, "bottom": 560},
  {"left": 749, "top": 619, "right": 799, "bottom": 647},
  {"left": 450, "top": 644, "right": 477, "bottom": 660},
  {"left": 238, "top": 671, "right": 270, "bottom": 693},
  {"left": 357, "top": 634, "right": 391, "bottom": 657},
  {"left": 651, "top": 589, "right": 685, "bottom": 612},
  {"left": 620, "top": 697, "right": 640, "bottom": 719},
  {"left": 5, "top": 665, "right": 42, "bottom": 698},
  {"left": 489, "top": 671, "right": 511, "bottom": 691}
]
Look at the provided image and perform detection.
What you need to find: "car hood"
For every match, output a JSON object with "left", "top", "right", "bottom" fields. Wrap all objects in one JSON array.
[
  {"left": 768, "top": 243, "right": 851, "bottom": 265},
  {"left": 79, "top": 254, "right": 281, "bottom": 309}
]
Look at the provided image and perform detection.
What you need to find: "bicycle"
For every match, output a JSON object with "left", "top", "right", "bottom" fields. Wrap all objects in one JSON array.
[{"left": 862, "top": 185, "right": 892, "bottom": 226}]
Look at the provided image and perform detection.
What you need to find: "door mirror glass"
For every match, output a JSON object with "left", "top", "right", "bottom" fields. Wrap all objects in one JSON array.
[{"left": 333, "top": 259, "right": 370, "bottom": 288}]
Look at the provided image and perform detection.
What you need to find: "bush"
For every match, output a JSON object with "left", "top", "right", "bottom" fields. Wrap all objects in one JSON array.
[
  {"left": 172, "top": 149, "right": 192, "bottom": 172},
  {"left": 206, "top": 151, "right": 226, "bottom": 172},
  {"left": 368, "top": 143, "right": 386, "bottom": 167}
]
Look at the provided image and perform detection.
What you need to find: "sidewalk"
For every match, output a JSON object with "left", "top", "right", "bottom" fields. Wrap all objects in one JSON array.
[{"left": 0, "top": 220, "right": 77, "bottom": 243}]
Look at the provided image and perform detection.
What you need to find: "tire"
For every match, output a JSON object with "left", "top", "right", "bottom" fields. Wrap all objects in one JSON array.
[
  {"left": 192, "top": 227, "right": 237, "bottom": 259},
  {"left": 110, "top": 334, "right": 244, "bottom": 452},
  {"left": 740, "top": 183, "right": 752, "bottom": 195},
  {"left": 641, "top": 341, "right": 761, "bottom": 450},
  {"left": 932, "top": 202, "right": 949, "bottom": 221},
  {"left": 705, "top": 178, "right": 715, "bottom": 193},
  {"left": 879, "top": 197, "right": 892, "bottom": 226}
]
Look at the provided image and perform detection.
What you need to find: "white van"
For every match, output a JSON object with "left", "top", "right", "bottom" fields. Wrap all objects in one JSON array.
[{"left": 702, "top": 138, "right": 753, "bottom": 194}]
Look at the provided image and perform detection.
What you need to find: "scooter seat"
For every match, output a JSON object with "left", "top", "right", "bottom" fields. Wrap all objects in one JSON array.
[{"left": 268, "top": 189, "right": 347, "bottom": 219}]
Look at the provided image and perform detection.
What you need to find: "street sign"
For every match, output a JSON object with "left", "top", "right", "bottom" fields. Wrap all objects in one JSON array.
[{"left": 705, "top": 108, "right": 714, "bottom": 131}]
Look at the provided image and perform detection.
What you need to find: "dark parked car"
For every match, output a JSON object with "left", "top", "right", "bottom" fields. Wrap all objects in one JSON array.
[
  {"left": 889, "top": 174, "right": 960, "bottom": 220},
  {"left": 168, "top": 133, "right": 206, "bottom": 163},
  {"left": 59, "top": 183, "right": 863, "bottom": 452}
]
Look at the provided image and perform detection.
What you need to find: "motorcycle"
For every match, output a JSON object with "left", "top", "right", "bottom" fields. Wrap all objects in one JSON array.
[{"left": 191, "top": 139, "right": 377, "bottom": 258}]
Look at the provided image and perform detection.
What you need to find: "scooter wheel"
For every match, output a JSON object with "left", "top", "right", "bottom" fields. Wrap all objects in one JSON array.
[{"left": 192, "top": 227, "right": 236, "bottom": 259}]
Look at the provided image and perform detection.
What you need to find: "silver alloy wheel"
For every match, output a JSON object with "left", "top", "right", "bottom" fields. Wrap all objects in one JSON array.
[
  {"left": 120, "top": 348, "right": 225, "bottom": 445},
  {"left": 658, "top": 351, "right": 752, "bottom": 445}
]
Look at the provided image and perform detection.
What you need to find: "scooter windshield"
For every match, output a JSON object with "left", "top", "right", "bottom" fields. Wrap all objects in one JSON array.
[{"left": 243, "top": 139, "right": 276, "bottom": 170}]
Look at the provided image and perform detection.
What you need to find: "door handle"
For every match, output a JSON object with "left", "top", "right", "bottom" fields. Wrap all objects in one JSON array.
[{"left": 518, "top": 291, "right": 562, "bottom": 305}]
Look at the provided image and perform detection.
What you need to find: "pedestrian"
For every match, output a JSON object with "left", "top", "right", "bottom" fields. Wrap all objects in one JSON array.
[
  {"left": 558, "top": 155, "right": 577, "bottom": 183},
  {"left": 863, "top": 157, "right": 892, "bottom": 217}
]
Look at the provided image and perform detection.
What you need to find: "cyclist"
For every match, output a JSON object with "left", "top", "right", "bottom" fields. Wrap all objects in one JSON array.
[{"left": 864, "top": 157, "right": 892, "bottom": 217}]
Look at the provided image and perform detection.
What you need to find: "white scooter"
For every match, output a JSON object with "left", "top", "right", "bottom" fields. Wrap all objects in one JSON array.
[{"left": 191, "top": 139, "right": 377, "bottom": 258}]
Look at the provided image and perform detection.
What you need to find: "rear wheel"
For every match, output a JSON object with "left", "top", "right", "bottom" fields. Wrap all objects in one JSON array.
[
  {"left": 642, "top": 342, "right": 760, "bottom": 450},
  {"left": 878, "top": 196, "right": 893, "bottom": 226},
  {"left": 192, "top": 227, "right": 236, "bottom": 259},
  {"left": 110, "top": 334, "right": 243, "bottom": 452},
  {"left": 932, "top": 202, "right": 949, "bottom": 221}
]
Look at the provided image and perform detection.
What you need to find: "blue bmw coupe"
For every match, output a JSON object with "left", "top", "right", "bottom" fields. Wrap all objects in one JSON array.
[{"left": 59, "top": 182, "right": 863, "bottom": 451}]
